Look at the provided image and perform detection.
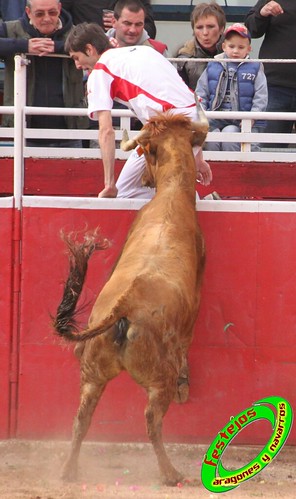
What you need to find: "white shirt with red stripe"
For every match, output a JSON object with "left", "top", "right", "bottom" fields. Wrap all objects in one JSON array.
[{"left": 87, "top": 45, "right": 196, "bottom": 123}]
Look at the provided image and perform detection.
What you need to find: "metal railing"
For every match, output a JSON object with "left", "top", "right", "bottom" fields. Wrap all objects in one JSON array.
[{"left": 1, "top": 54, "right": 296, "bottom": 205}]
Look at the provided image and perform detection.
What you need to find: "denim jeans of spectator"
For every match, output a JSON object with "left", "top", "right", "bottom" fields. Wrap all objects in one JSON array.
[
  {"left": 204, "top": 119, "right": 260, "bottom": 152},
  {"left": 261, "top": 85, "right": 296, "bottom": 148}
]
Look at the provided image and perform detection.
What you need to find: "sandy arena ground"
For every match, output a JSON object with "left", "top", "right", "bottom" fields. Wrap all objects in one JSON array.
[{"left": 0, "top": 440, "right": 294, "bottom": 498}]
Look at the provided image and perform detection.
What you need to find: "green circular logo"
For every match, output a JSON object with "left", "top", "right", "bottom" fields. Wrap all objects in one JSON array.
[{"left": 201, "top": 396, "right": 293, "bottom": 493}]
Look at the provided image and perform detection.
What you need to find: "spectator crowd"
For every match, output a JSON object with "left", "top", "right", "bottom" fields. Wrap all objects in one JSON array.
[{"left": 0, "top": 1, "right": 294, "bottom": 196}]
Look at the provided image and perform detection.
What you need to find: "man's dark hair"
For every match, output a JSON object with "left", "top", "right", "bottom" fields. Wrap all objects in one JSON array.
[
  {"left": 114, "top": 0, "right": 146, "bottom": 20},
  {"left": 65, "top": 22, "right": 112, "bottom": 55}
]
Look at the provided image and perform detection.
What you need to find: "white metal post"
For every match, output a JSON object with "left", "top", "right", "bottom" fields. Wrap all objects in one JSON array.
[
  {"left": 14, "top": 55, "right": 27, "bottom": 210},
  {"left": 241, "top": 118, "right": 252, "bottom": 153}
]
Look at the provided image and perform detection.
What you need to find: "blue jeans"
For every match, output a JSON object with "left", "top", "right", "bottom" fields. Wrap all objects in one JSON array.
[
  {"left": 204, "top": 119, "right": 260, "bottom": 152},
  {"left": 262, "top": 85, "right": 296, "bottom": 148}
]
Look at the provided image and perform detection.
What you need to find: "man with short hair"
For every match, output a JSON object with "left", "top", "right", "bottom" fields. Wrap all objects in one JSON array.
[
  {"left": 0, "top": 0, "right": 88, "bottom": 146},
  {"left": 104, "top": 0, "right": 166, "bottom": 134},
  {"left": 61, "top": 0, "right": 157, "bottom": 39},
  {"left": 65, "top": 22, "right": 212, "bottom": 198},
  {"left": 107, "top": 0, "right": 167, "bottom": 54}
]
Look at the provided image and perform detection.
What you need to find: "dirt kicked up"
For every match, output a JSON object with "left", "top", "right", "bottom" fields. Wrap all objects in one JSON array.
[{"left": 0, "top": 440, "right": 294, "bottom": 499}]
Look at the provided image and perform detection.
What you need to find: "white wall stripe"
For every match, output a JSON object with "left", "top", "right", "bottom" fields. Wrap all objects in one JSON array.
[
  {"left": 0, "top": 197, "right": 14, "bottom": 208},
  {"left": 21, "top": 196, "right": 296, "bottom": 214}
]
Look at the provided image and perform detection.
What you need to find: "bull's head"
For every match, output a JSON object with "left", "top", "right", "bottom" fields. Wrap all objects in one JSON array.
[
  {"left": 121, "top": 128, "right": 158, "bottom": 187},
  {"left": 121, "top": 105, "right": 208, "bottom": 151},
  {"left": 121, "top": 108, "right": 209, "bottom": 188}
]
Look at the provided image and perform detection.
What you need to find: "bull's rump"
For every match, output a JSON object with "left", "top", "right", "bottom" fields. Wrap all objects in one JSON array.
[{"left": 88, "top": 203, "right": 204, "bottom": 338}]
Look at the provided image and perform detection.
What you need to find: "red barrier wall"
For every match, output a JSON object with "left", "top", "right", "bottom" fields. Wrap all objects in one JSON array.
[
  {"left": 0, "top": 198, "right": 14, "bottom": 438},
  {"left": 1, "top": 158, "right": 295, "bottom": 199},
  {"left": 14, "top": 198, "right": 296, "bottom": 446}
]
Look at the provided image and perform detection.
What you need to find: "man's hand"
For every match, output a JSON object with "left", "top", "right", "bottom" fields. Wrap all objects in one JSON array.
[
  {"left": 28, "top": 38, "right": 55, "bottom": 56},
  {"left": 109, "top": 37, "right": 120, "bottom": 48},
  {"left": 194, "top": 146, "right": 213, "bottom": 186},
  {"left": 196, "top": 160, "right": 213, "bottom": 186},
  {"left": 98, "top": 185, "right": 118, "bottom": 198},
  {"left": 102, "top": 10, "right": 114, "bottom": 31},
  {"left": 260, "top": 1, "right": 284, "bottom": 17}
]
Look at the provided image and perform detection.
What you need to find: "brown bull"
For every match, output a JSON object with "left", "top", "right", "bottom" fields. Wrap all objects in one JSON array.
[{"left": 53, "top": 111, "right": 208, "bottom": 485}]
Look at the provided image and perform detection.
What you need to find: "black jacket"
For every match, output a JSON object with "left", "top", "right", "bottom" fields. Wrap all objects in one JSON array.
[
  {"left": 0, "top": 9, "right": 87, "bottom": 130},
  {"left": 245, "top": 0, "right": 296, "bottom": 89}
]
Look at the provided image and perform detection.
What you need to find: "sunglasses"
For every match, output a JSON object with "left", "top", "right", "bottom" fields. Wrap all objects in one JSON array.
[{"left": 32, "top": 9, "right": 60, "bottom": 18}]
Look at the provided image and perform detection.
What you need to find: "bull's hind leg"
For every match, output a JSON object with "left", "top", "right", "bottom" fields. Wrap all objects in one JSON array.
[
  {"left": 145, "top": 386, "right": 184, "bottom": 486},
  {"left": 62, "top": 379, "right": 107, "bottom": 481}
]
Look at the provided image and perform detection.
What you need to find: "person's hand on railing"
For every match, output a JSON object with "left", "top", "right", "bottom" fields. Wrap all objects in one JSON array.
[
  {"left": 98, "top": 185, "right": 118, "bottom": 198},
  {"left": 28, "top": 38, "right": 55, "bottom": 56},
  {"left": 260, "top": 1, "right": 284, "bottom": 17}
]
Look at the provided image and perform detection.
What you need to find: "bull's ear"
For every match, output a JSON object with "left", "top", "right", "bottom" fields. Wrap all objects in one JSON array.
[
  {"left": 142, "top": 169, "right": 155, "bottom": 188},
  {"left": 141, "top": 142, "right": 157, "bottom": 166},
  {"left": 141, "top": 142, "right": 157, "bottom": 187},
  {"left": 142, "top": 157, "right": 156, "bottom": 187}
]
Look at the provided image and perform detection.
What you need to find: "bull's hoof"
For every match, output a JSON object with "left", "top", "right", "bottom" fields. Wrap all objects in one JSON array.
[
  {"left": 162, "top": 470, "right": 184, "bottom": 486},
  {"left": 61, "top": 462, "right": 78, "bottom": 482}
]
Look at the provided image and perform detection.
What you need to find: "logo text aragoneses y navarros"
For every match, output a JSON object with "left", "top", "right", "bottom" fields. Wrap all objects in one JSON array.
[{"left": 201, "top": 396, "right": 293, "bottom": 493}]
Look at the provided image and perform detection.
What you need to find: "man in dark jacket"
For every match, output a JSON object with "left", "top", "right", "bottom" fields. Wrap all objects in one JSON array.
[
  {"left": 0, "top": 0, "right": 26, "bottom": 20},
  {"left": 0, "top": 0, "right": 87, "bottom": 146},
  {"left": 62, "top": 0, "right": 156, "bottom": 39},
  {"left": 245, "top": 1, "right": 296, "bottom": 147}
]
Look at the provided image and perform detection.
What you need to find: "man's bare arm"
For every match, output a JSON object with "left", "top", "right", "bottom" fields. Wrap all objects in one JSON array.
[{"left": 97, "top": 110, "right": 118, "bottom": 198}]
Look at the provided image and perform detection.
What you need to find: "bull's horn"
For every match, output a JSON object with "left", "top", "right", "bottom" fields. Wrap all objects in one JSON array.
[
  {"left": 191, "top": 120, "right": 208, "bottom": 131},
  {"left": 190, "top": 96, "right": 209, "bottom": 146},
  {"left": 194, "top": 92, "right": 209, "bottom": 126},
  {"left": 120, "top": 129, "right": 137, "bottom": 151},
  {"left": 121, "top": 128, "right": 150, "bottom": 151}
]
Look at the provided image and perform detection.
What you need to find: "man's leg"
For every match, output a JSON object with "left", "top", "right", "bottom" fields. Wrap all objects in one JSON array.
[
  {"left": 221, "top": 124, "right": 241, "bottom": 151},
  {"left": 204, "top": 127, "right": 221, "bottom": 151},
  {"left": 251, "top": 126, "right": 261, "bottom": 152},
  {"left": 116, "top": 149, "right": 155, "bottom": 199},
  {"left": 203, "top": 121, "right": 221, "bottom": 151}
]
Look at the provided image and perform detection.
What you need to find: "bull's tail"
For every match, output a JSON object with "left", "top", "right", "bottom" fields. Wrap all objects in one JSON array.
[{"left": 52, "top": 228, "right": 111, "bottom": 342}]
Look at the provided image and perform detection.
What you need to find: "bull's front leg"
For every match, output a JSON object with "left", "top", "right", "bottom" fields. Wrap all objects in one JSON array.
[{"left": 145, "top": 386, "right": 184, "bottom": 486}]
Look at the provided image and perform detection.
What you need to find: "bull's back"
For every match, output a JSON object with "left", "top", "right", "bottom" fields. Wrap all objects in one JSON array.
[{"left": 89, "top": 196, "right": 204, "bottom": 333}]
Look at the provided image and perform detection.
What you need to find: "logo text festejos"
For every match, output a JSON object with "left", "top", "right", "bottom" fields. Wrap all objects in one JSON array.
[{"left": 201, "top": 396, "right": 293, "bottom": 493}]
